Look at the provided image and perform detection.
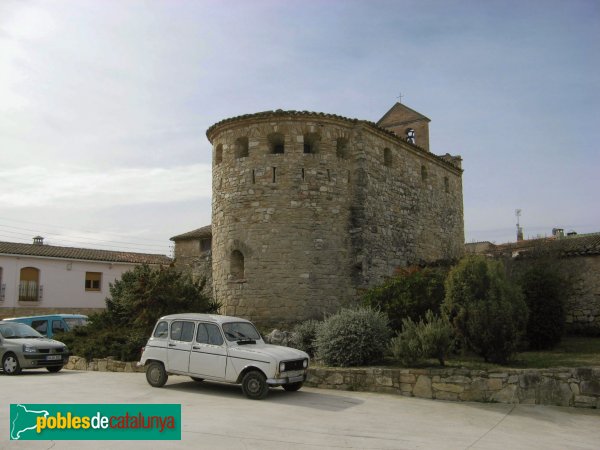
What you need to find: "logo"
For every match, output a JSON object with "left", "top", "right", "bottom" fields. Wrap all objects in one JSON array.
[{"left": 10, "top": 404, "right": 181, "bottom": 440}]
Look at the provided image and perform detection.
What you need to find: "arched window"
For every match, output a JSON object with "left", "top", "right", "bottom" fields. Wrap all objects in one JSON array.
[
  {"left": 406, "top": 128, "right": 416, "bottom": 144},
  {"left": 19, "top": 267, "right": 40, "bottom": 301},
  {"left": 215, "top": 144, "right": 223, "bottom": 165},
  {"left": 336, "top": 138, "right": 349, "bottom": 159},
  {"left": 303, "top": 133, "right": 320, "bottom": 154},
  {"left": 421, "top": 165, "right": 428, "bottom": 181},
  {"left": 234, "top": 137, "right": 249, "bottom": 159},
  {"left": 384, "top": 148, "right": 392, "bottom": 167},
  {"left": 268, "top": 133, "right": 285, "bottom": 154},
  {"left": 230, "top": 250, "right": 245, "bottom": 280}
]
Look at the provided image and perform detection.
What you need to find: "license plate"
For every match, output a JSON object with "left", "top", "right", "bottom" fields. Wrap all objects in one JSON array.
[{"left": 46, "top": 355, "right": 62, "bottom": 361}]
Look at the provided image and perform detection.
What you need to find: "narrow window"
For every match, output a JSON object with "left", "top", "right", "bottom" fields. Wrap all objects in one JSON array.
[
  {"left": 85, "top": 272, "right": 102, "bottom": 291},
  {"left": 327, "top": 169, "right": 331, "bottom": 181},
  {"left": 235, "top": 137, "right": 249, "bottom": 158},
  {"left": 301, "top": 168, "right": 305, "bottom": 181},
  {"left": 303, "top": 132, "right": 320, "bottom": 154},
  {"left": 19, "top": 267, "right": 39, "bottom": 301},
  {"left": 231, "top": 250, "right": 245, "bottom": 279},
  {"left": 384, "top": 148, "right": 392, "bottom": 167},
  {"left": 272, "top": 167, "right": 277, "bottom": 183},
  {"left": 421, "top": 165, "right": 428, "bottom": 181},
  {"left": 215, "top": 144, "right": 223, "bottom": 165},
  {"left": 336, "top": 138, "right": 349, "bottom": 159},
  {"left": 268, "top": 132, "right": 285, "bottom": 154},
  {"left": 444, "top": 176, "right": 449, "bottom": 193},
  {"left": 406, "top": 128, "right": 416, "bottom": 144},
  {"left": 252, "top": 169, "right": 256, "bottom": 184}
]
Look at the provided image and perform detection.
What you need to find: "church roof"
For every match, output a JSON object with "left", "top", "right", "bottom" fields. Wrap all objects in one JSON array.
[
  {"left": 170, "top": 225, "right": 212, "bottom": 241},
  {"left": 0, "top": 241, "right": 171, "bottom": 264},
  {"left": 376, "top": 102, "right": 431, "bottom": 127}
]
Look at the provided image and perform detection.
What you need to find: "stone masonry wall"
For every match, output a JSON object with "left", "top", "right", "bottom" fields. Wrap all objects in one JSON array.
[
  {"left": 208, "top": 112, "right": 463, "bottom": 327},
  {"left": 173, "top": 239, "right": 213, "bottom": 297},
  {"left": 565, "top": 255, "right": 600, "bottom": 332},
  {"left": 306, "top": 366, "right": 600, "bottom": 408}
]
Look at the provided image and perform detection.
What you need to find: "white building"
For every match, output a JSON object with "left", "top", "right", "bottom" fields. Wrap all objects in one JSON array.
[{"left": 0, "top": 237, "right": 171, "bottom": 318}]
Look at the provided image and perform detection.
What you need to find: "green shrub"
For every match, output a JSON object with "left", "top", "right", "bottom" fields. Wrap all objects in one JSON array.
[
  {"left": 363, "top": 266, "right": 447, "bottom": 332},
  {"left": 520, "top": 265, "right": 567, "bottom": 350},
  {"left": 290, "top": 320, "right": 321, "bottom": 357},
  {"left": 389, "top": 310, "right": 454, "bottom": 366},
  {"left": 443, "top": 256, "right": 528, "bottom": 364},
  {"left": 315, "top": 307, "right": 390, "bottom": 367},
  {"left": 60, "top": 265, "right": 220, "bottom": 361}
]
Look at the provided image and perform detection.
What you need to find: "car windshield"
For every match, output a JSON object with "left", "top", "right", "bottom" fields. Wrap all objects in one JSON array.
[
  {"left": 0, "top": 323, "right": 43, "bottom": 339},
  {"left": 64, "top": 317, "right": 88, "bottom": 329},
  {"left": 222, "top": 322, "right": 261, "bottom": 342}
]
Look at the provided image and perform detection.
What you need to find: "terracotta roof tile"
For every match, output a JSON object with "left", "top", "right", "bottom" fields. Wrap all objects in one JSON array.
[
  {"left": 170, "top": 225, "right": 212, "bottom": 241},
  {"left": 0, "top": 241, "right": 172, "bottom": 265}
]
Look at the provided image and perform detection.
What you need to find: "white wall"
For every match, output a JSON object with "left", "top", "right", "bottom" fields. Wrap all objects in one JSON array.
[{"left": 0, "top": 255, "right": 137, "bottom": 310}]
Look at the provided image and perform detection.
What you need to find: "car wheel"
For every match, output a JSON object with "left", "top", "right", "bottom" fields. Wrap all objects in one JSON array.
[
  {"left": 46, "top": 366, "right": 63, "bottom": 373},
  {"left": 190, "top": 377, "right": 204, "bottom": 382},
  {"left": 241, "top": 370, "right": 269, "bottom": 400},
  {"left": 146, "top": 361, "right": 168, "bottom": 387},
  {"left": 282, "top": 382, "right": 303, "bottom": 392},
  {"left": 2, "top": 353, "right": 22, "bottom": 375}
]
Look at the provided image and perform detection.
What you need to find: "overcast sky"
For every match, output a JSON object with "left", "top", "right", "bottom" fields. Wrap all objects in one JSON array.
[{"left": 1, "top": 0, "right": 599, "bottom": 256}]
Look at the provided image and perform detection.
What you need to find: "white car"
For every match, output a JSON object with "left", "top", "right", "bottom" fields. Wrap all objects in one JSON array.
[{"left": 139, "top": 313, "right": 309, "bottom": 399}]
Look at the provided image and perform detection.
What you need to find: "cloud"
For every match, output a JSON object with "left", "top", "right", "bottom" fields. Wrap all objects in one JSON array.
[{"left": 0, "top": 164, "right": 211, "bottom": 208}]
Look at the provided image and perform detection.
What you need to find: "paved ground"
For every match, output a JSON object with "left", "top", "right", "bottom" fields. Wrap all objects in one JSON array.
[{"left": 0, "top": 370, "right": 598, "bottom": 449}]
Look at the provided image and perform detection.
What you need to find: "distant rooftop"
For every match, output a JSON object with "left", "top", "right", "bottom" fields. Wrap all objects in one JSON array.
[{"left": 0, "top": 240, "right": 172, "bottom": 265}]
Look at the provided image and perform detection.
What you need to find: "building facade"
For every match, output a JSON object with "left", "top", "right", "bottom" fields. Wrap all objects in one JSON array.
[
  {"left": 201, "top": 103, "right": 464, "bottom": 326},
  {"left": 0, "top": 238, "right": 171, "bottom": 318}
]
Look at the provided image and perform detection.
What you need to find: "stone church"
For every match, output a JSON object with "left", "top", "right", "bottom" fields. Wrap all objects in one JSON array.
[{"left": 172, "top": 103, "right": 464, "bottom": 326}]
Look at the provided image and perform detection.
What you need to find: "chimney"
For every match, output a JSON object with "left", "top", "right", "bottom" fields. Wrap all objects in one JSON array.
[{"left": 33, "top": 236, "right": 44, "bottom": 245}]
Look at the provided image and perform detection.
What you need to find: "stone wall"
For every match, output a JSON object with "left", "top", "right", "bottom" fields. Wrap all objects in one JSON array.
[
  {"left": 565, "top": 255, "right": 600, "bottom": 332},
  {"left": 65, "top": 356, "right": 145, "bottom": 373},
  {"left": 173, "top": 239, "right": 213, "bottom": 297},
  {"left": 306, "top": 366, "right": 600, "bottom": 408},
  {"left": 207, "top": 111, "right": 463, "bottom": 327}
]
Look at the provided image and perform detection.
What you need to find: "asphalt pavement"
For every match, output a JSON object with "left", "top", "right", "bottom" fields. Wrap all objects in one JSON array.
[{"left": 1, "top": 370, "right": 598, "bottom": 449}]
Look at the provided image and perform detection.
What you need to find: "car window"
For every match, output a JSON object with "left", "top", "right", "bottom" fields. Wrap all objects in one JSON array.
[
  {"left": 64, "top": 317, "right": 88, "bottom": 329},
  {"left": 31, "top": 320, "right": 48, "bottom": 336},
  {"left": 196, "top": 323, "right": 224, "bottom": 346},
  {"left": 0, "top": 323, "right": 43, "bottom": 338},
  {"left": 170, "top": 321, "right": 195, "bottom": 342},
  {"left": 52, "top": 320, "right": 65, "bottom": 333},
  {"left": 153, "top": 321, "right": 169, "bottom": 339},
  {"left": 222, "top": 322, "right": 261, "bottom": 341}
]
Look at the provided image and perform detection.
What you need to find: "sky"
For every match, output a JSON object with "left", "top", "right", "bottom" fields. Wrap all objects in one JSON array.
[{"left": 1, "top": 0, "right": 599, "bottom": 256}]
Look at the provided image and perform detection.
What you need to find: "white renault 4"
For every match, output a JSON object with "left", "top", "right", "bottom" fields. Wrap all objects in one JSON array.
[{"left": 139, "top": 313, "right": 309, "bottom": 399}]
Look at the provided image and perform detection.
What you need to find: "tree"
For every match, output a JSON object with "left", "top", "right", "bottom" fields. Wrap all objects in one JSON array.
[
  {"left": 443, "top": 256, "right": 528, "bottom": 364},
  {"left": 363, "top": 266, "right": 448, "bottom": 332},
  {"left": 58, "top": 265, "right": 220, "bottom": 361}
]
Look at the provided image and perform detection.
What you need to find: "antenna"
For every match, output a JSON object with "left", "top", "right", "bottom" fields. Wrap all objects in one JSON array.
[{"left": 515, "top": 209, "right": 523, "bottom": 241}]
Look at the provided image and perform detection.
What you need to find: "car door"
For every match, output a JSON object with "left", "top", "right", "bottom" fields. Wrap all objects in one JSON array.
[
  {"left": 166, "top": 320, "right": 195, "bottom": 374},
  {"left": 189, "top": 322, "right": 227, "bottom": 379}
]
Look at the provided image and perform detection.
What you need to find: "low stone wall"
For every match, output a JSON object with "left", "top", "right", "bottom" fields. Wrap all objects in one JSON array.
[
  {"left": 65, "top": 356, "right": 145, "bottom": 373},
  {"left": 306, "top": 366, "right": 600, "bottom": 408},
  {"left": 66, "top": 356, "right": 599, "bottom": 409}
]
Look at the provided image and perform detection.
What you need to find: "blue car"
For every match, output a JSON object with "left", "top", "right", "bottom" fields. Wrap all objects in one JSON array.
[{"left": 3, "top": 314, "right": 88, "bottom": 339}]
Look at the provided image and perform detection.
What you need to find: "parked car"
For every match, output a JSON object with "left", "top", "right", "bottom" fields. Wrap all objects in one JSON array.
[
  {"left": 0, "top": 321, "right": 70, "bottom": 375},
  {"left": 139, "top": 313, "right": 309, "bottom": 399},
  {"left": 3, "top": 314, "right": 88, "bottom": 339}
]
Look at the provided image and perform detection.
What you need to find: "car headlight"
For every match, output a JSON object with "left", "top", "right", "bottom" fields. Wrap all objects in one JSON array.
[
  {"left": 303, "top": 358, "right": 308, "bottom": 368},
  {"left": 23, "top": 345, "right": 37, "bottom": 353},
  {"left": 279, "top": 362, "right": 286, "bottom": 372}
]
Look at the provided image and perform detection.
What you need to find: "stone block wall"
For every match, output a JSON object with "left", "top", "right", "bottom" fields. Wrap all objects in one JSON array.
[
  {"left": 306, "top": 366, "right": 600, "bottom": 408},
  {"left": 207, "top": 111, "right": 463, "bottom": 327},
  {"left": 565, "top": 255, "right": 600, "bottom": 332}
]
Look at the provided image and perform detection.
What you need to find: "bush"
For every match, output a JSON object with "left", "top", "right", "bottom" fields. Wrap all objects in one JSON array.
[
  {"left": 520, "top": 265, "right": 567, "bottom": 349},
  {"left": 290, "top": 320, "right": 321, "bottom": 357},
  {"left": 59, "top": 265, "right": 220, "bottom": 361},
  {"left": 443, "top": 256, "right": 528, "bottom": 364},
  {"left": 315, "top": 307, "right": 390, "bottom": 367},
  {"left": 363, "top": 266, "right": 448, "bottom": 332},
  {"left": 389, "top": 310, "right": 454, "bottom": 366}
]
